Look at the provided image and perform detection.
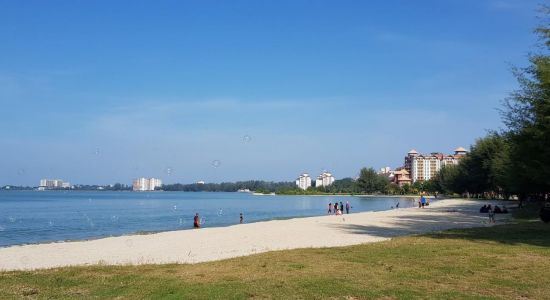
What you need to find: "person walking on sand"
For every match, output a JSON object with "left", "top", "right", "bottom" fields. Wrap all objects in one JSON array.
[
  {"left": 345, "top": 201, "right": 350, "bottom": 214},
  {"left": 193, "top": 213, "right": 200, "bottom": 228},
  {"left": 328, "top": 203, "right": 332, "bottom": 214},
  {"left": 240, "top": 213, "right": 243, "bottom": 224}
]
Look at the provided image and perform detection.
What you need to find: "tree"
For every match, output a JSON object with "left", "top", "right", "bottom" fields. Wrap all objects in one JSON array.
[
  {"left": 386, "top": 183, "right": 402, "bottom": 195},
  {"left": 356, "top": 167, "right": 388, "bottom": 194},
  {"left": 460, "top": 134, "right": 510, "bottom": 197},
  {"left": 501, "top": 12, "right": 550, "bottom": 200},
  {"left": 402, "top": 183, "right": 411, "bottom": 195},
  {"left": 433, "top": 164, "right": 464, "bottom": 195}
]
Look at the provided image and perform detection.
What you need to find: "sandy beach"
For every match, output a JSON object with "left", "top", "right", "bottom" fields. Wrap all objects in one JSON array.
[{"left": 0, "top": 199, "right": 511, "bottom": 271}]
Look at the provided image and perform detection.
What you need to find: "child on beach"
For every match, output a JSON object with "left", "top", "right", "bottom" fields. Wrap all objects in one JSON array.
[
  {"left": 328, "top": 203, "right": 332, "bottom": 214},
  {"left": 240, "top": 213, "right": 243, "bottom": 224}
]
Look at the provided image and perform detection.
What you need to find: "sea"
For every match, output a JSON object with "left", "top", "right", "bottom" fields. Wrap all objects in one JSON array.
[{"left": 0, "top": 191, "right": 419, "bottom": 247}]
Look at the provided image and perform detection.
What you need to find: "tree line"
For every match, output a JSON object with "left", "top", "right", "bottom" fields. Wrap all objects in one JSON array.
[
  {"left": 430, "top": 14, "right": 550, "bottom": 204},
  {"left": 161, "top": 181, "right": 296, "bottom": 192}
]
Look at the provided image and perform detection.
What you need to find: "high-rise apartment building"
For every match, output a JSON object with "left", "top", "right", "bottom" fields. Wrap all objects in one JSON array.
[
  {"left": 39, "top": 179, "right": 70, "bottom": 189},
  {"left": 379, "top": 167, "right": 391, "bottom": 174},
  {"left": 404, "top": 147, "right": 467, "bottom": 182},
  {"left": 295, "top": 173, "right": 312, "bottom": 190},
  {"left": 315, "top": 172, "right": 335, "bottom": 188},
  {"left": 132, "top": 178, "right": 163, "bottom": 191}
]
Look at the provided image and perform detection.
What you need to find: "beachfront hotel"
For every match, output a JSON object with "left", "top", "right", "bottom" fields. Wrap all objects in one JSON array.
[
  {"left": 315, "top": 171, "right": 335, "bottom": 188},
  {"left": 404, "top": 147, "right": 468, "bottom": 182},
  {"left": 39, "top": 179, "right": 71, "bottom": 189},
  {"left": 295, "top": 173, "right": 312, "bottom": 190},
  {"left": 132, "top": 177, "right": 163, "bottom": 191}
]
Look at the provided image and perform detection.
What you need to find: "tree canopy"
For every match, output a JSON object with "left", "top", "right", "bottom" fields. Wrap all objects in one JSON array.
[{"left": 430, "top": 10, "right": 550, "bottom": 201}]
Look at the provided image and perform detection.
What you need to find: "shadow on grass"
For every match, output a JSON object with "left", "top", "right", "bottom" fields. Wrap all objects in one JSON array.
[
  {"left": 426, "top": 221, "right": 550, "bottom": 247},
  {"left": 332, "top": 220, "right": 550, "bottom": 247},
  {"left": 329, "top": 213, "right": 489, "bottom": 238},
  {"left": 329, "top": 200, "right": 550, "bottom": 248}
]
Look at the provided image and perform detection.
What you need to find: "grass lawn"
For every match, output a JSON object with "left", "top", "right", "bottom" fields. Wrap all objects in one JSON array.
[{"left": 1, "top": 215, "right": 549, "bottom": 299}]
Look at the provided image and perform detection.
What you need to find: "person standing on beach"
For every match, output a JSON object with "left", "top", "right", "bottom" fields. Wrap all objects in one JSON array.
[
  {"left": 193, "top": 213, "right": 200, "bottom": 228},
  {"left": 240, "top": 213, "right": 243, "bottom": 224},
  {"left": 328, "top": 203, "right": 332, "bottom": 214},
  {"left": 345, "top": 201, "right": 350, "bottom": 214},
  {"left": 420, "top": 195, "right": 426, "bottom": 208},
  {"left": 339, "top": 202, "right": 344, "bottom": 214},
  {"left": 488, "top": 206, "right": 496, "bottom": 223}
]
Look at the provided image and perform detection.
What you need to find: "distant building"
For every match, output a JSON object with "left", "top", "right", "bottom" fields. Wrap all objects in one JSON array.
[
  {"left": 404, "top": 147, "right": 468, "bottom": 182},
  {"left": 379, "top": 167, "right": 391, "bottom": 174},
  {"left": 315, "top": 172, "right": 335, "bottom": 188},
  {"left": 39, "top": 179, "right": 70, "bottom": 189},
  {"left": 295, "top": 173, "right": 312, "bottom": 190},
  {"left": 196, "top": 181, "right": 205, "bottom": 185},
  {"left": 132, "top": 178, "right": 163, "bottom": 191}
]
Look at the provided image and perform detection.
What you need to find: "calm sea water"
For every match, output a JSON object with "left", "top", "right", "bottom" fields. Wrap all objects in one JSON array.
[{"left": 0, "top": 191, "right": 418, "bottom": 247}]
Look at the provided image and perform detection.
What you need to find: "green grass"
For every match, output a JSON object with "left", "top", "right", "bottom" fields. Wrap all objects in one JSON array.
[
  {"left": 512, "top": 201, "right": 544, "bottom": 221},
  {"left": 1, "top": 222, "right": 549, "bottom": 299}
]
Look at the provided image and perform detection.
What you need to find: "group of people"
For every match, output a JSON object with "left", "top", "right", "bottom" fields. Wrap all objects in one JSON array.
[
  {"left": 328, "top": 201, "right": 351, "bottom": 215},
  {"left": 479, "top": 204, "right": 508, "bottom": 223},
  {"left": 192, "top": 212, "right": 244, "bottom": 228},
  {"left": 479, "top": 204, "right": 508, "bottom": 214}
]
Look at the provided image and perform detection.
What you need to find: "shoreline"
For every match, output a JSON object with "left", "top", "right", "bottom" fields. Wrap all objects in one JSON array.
[
  {"left": 0, "top": 206, "right": 412, "bottom": 249},
  {"left": 0, "top": 198, "right": 511, "bottom": 271},
  {"left": 0, "top": 196, "right": 435, "bottom": 249}
]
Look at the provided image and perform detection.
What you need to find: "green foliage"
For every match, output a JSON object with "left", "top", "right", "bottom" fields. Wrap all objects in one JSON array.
[
  {"left": 356, "top": 168, "right": 389, "bottom": 194},
  {"left": 500, "top": 13, "right": 550, "bottom": 198},
  {"left": 162, "top": 181, "right": 295, "bottom": 193},
  {"left": 431, "top": 12, "right": 550, "bottom": 200},
  {"left": 325, "top": 177, "right": 361, "bottom": 194},
  {"left": 433, "top": 164, "right": 462, "bottom": 194},
  {"left": 431, "top": 134, "right": 512, "bottom": 197}
]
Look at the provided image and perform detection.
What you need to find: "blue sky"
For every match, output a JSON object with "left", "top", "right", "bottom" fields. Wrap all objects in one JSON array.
[{"left": 0, "top": 0, "right": 542, "bottom": 185}]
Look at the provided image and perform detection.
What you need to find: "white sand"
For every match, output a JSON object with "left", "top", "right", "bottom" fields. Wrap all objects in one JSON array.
[{"left": 0, "top": 199, "right": 511, "bottom": 271}]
